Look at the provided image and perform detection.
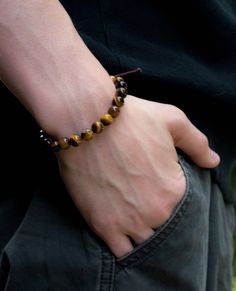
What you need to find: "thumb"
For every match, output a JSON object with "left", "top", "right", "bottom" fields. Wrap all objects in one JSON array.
[{"left": 167, "top": 108, "right": 220, "bottom": 168}]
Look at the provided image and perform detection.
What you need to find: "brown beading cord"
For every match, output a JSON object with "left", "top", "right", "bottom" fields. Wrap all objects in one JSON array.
[
  {"left": 114, "top": 67, "right": 142, "bottom": 77},
  {"left": 40, "top": 68, "right": 142, "bottom": 152}
]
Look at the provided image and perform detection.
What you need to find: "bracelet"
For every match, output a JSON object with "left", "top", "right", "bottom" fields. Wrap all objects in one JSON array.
[{"left": 39, "top": 68, "right": 141, "bottom": 152}]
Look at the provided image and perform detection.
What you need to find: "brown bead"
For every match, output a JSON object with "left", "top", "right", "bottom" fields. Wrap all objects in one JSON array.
[
  {"left": 116, "top": 87, "right": 127, "bottom": 98},
  {"left": 50, "top": 141, "right": 60, "bottom": 152},
  {"left": 112, "top": 96, "right": 124, "bottom": 107},
  {"left": 100, "top": 114, "right": 113, "bottom": 126},
  {"left": 81, "top": 129, "right": 94, "bottom": 141},
  {"left": 92, "top": 121, "right": 104, "bottom": 134},
  {"left": 108, "top": 106, "right": 120, "bottom": 118},
  {"left": 43, "top": 137, "right": 53, "bottom": 146},
  {"left": 110, "top": 75, "right": 117, "bottom": 83},
  {"left": 69, "top": 134, "right": 82, "bottom": 147},
  {"left": 58, "top": 137, "right": 70, "bottom": 150},
  {"left": 116, "top": 76, "right": 124, "bottom": 83},
  {"left": 111, "top": 76, "right": 126, "bottom": 87},
  {"left": 118, "top": 80, "right": 128, "bottom": 90}
]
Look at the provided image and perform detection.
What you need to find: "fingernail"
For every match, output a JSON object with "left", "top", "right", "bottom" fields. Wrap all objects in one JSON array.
[{"left": 210, "top": 150, "right": 220, "bottom": 163}]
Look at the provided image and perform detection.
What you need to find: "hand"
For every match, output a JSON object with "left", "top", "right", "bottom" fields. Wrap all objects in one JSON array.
[{"left": 57, "top": 96, "right": 220, "bottom": 257}]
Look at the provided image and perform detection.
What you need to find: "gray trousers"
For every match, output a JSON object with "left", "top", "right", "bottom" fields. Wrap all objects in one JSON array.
[{"left": 0, "top": 155, "right": 235, "bottom": 291}]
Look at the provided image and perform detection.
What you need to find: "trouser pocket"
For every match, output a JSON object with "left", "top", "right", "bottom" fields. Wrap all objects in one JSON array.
[{"left": 112, "top": 155, "right": 213, "bottom": 291}]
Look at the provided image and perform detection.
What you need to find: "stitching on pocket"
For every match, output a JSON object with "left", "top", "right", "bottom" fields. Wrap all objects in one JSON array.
[
  {"left": 116, "top": 155, "right": 193, "bottom": 268},
  {"left": 99, "top": 245, "right": 116, "bottom": 291}
]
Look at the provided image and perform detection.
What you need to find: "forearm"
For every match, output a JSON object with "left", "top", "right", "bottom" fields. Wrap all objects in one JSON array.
[{"left": 0, "top": 0, "right": 115, "bottom": 137}]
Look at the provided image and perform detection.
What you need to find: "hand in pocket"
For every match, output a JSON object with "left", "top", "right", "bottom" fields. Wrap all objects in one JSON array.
[{"left": 57, "top": 96, "right": 220, "bottom": 258}]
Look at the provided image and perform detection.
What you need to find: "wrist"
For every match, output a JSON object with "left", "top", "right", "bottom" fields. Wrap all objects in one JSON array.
[
  {"left": 38, "top": 70, "right": 116, "bottom": 139},
  {"left": 40, "top": 74, "right": 129, "bottom": 152}
]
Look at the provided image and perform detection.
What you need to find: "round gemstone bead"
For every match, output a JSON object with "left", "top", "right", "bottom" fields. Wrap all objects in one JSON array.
[
  {"left": 110, "top": 75, "right": 117, "bottom": 83},
  {"left": 43, "top": 137, "right": 53, "bottom": 146},
  {"left": 100, "top": 114, "right": 113, "bottom": 126},
  {"left": 111, "top": 76, "right": 126, "bottom": 88},
  {"left": 92, "top": 121, "right": 104, "bottom": 134},
  {"left": 108, "top": 106, "right": 120, "bottom": 118},
  {"left": 117, "top": 80, "right": 128, "bottom": 90},
  {"left": 50, "top": 141, "right": 60, "bottom": 152},
  {"left": 81, "top": 129, "right": 94, "bottom": 141},
  {"left": 69, "top": 134, "right": 82, "bottom": 147},
  {"left": 116, "top": 76, "right": 124, "bottom": 83},
  {"left": 39, "top": 129, "right": 45, "bottom": 135},
  {"left": 58, "top": 137, "right": 70, "bottom": 150},
  {"left": 112, "top": 96, "right": 124, "bottom": 107},
  {"left": 116, "top": 87, "right": 127, "bottom": 98}
]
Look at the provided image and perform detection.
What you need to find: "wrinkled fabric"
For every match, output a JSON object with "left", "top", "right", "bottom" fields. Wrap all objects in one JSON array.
[{"left": 0, "top": 156, "right": 235, "bottom": 290}]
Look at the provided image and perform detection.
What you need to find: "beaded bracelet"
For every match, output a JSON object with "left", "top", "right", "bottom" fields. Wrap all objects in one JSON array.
[{"left": 40, "top": 68, "right": 141, "bottom": 152}]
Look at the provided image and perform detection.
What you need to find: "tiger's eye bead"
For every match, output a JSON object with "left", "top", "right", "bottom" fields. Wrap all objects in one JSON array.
[
  {"left": 50, "top": 141, "right": 60, "bottom": 152},
  {"left": 108, "top": 106, "right": 120, "bottom": 118},
  {"left": 111, "top": 76, "right": 126, "bottom": 87},
  {"left": 58, "top": 137, "right": 70, "bottom": 150},
  {"left": 69, "top": 134, "right": 82, "bottom": 147},
  {"left": 116, "top": 87, "right": 127, "bottom": 98},
  {"left": 110, "top": 75, "right": 117, "bottom": 83},
  {"left": 43, "top": 137, "right": 53, "bottom": 146},
  {"left": 100, "top": 114, "right": 113, "bottom": 126},
  {"left": 112, "top": 96, "right": 124, "bottom": 107},
  {"left": 116, "top": 76, "right": 124, "bottom": 83},
  {"left": 92, "top": 121, "right": 104, "bottom": 134},
  {"left": 117, "top": 80, "right": 128, "bottom": 90},
  {"left": 81, "top": 129, "right": 94, "bottom": 141}
]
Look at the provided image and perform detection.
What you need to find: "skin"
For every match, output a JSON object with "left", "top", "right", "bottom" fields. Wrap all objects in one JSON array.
[{"left": 0, "top": 0, "right": 220, "bottom": 258}]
